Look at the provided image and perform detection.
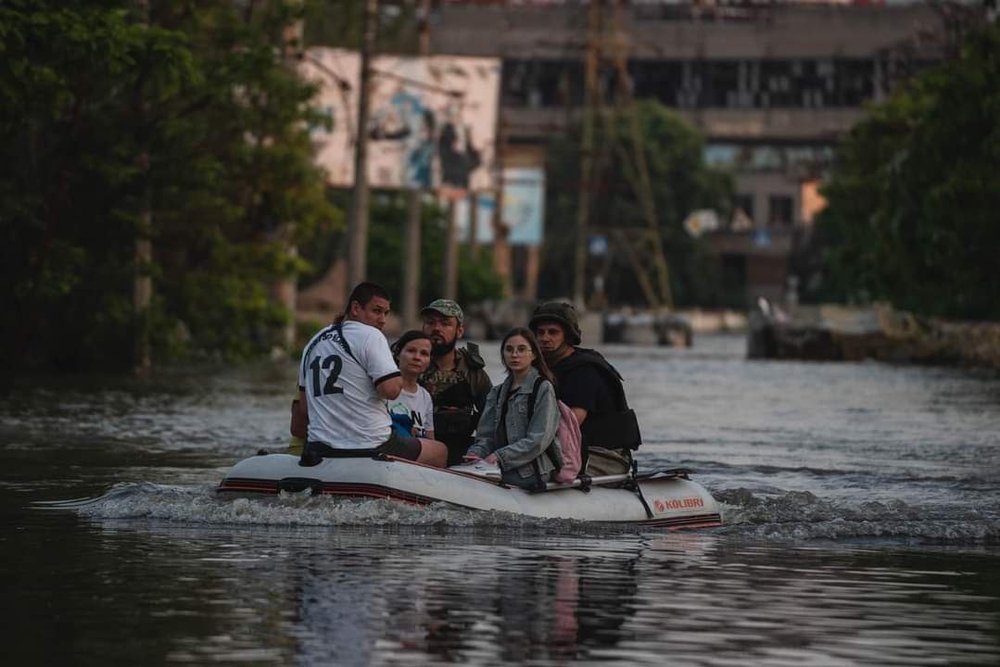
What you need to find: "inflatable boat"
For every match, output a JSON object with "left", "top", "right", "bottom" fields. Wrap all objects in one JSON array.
[{"left": 218, "top": 453, "right": 722, "bottom": 529}]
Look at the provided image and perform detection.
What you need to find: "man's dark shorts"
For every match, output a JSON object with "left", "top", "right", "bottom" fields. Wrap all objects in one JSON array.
[
  {"left": 301, "top": 431, "right": 421, "bottom": 466},
  {"left": 376, "top": 430, "right": 422, "bottom": 461}
]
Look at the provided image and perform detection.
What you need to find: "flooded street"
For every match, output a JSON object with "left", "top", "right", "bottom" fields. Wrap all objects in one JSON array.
[{"left": 2, "top": 334, "right": 999, "bottom": 665}]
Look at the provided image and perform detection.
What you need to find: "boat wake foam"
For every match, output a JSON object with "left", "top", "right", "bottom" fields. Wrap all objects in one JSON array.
[
  {"left": 38, "top": 482, "right": 633, "bottom": 534},
  {"left": 37, "top": 482, "right": 1000, "bottom": 543},
  {"left": 716, "top": 487, "right": 1000, "bottom": 544}
]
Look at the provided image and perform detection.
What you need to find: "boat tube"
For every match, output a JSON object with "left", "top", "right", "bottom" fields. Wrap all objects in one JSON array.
[{"left": 218, "top": 453, "right": 722, "bottom": 529}]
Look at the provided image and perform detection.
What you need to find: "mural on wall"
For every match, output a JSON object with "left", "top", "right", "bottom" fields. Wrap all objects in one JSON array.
[
  {"left": 456, "top": 167, "right": 545, "bottom": 246},
  {"left": 300, "top": 48, "right": 500, "bottom": 195}
]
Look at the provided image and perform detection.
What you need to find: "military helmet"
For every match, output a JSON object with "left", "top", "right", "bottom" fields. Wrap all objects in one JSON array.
[{"left": 529, "top": 301, "right": 582, "bottom": 346}]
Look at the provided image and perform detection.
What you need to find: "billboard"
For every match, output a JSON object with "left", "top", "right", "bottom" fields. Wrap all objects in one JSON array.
[
  {"left": 300, "top": 48, "right": 500, "bottom": 194},
  {"left": 457, "top": 167, "right": 545, "bottom": 246}
]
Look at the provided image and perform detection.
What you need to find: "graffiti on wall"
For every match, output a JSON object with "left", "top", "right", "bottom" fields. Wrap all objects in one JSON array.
[{"left": 301, "top": 48, "right": 500, "bottom": 195}]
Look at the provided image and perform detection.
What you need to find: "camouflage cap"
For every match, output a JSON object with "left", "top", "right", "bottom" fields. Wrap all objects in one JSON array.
[{"left": 420, "top": 298, "right": 464, "bottom": 324}]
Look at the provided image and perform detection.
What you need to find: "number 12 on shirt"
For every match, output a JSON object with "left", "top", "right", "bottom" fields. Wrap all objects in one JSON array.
[{"left": 309, "top": 354, "right": 344, "bottom": 397}]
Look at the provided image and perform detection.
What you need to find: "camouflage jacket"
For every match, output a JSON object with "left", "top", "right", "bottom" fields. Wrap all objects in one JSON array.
[{"left": 419, "top": 343, "right": 493, "bottom": 415}]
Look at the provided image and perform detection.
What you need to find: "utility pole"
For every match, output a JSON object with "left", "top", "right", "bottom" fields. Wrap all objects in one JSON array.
[
  {"left": 346, "top": 0, "right": 378, "bottom": 290},
  {"left": 133, "top": 0, "right": 152, "bottom": 377},
  {"left": 134, "top": 159, "right": 152, "bottom": 376},
  {"left": 608, "top": 0, "right": 673, "bottom": 310},
  {"left": 402, "top": 0, "right": 430, "bottom": 328},
  {"left": 273, "top": 5, "right": 305, "bottom": 351},
  {"left": 443, "top": 200, "right": 459, "bottom": 299},
  {"left": 403, "top": 190, "right": 422, "bottom": 325},
  {"left": 492, "top": 100, "right": 512, "bottom": 298},
  {"left": 573, "top": 0, "right": 601, "bottom": 310},
  {"left": 468, "top": 191, "right": 480, "bottom": 255}
]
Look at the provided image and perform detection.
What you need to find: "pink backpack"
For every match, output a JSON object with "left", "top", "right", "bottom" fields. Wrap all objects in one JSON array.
[
  {"left": 527, "top": 377, "right": 583, "bottom": 484},
  {"left": 552, "top": 399, "right": 583, "bottom": 483}
]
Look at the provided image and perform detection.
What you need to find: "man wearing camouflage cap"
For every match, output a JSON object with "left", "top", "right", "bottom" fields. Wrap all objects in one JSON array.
[{"left": 419, "top": 299, "right": 493, "bottom": 465}]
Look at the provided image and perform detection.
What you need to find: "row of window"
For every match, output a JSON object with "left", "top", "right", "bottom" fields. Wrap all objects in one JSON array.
[
  {"left": 503, "top": 57, "right": 904, "bottom": 110},
  {"left": 705, "top": 143, "right": 835, "bottom": 173}
]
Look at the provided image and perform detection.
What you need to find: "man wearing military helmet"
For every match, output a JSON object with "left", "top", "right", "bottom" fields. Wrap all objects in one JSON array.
[
  {"left": 530, "top": 301, "right": 641, "bottom": 476},
  {"left": 419, "top": 298, "right": 494, "bottom": 465}
]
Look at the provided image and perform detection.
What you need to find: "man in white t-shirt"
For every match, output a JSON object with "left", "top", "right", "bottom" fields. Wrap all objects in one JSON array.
[{"left": 293, "top": 282, "right": 445, "bottom": 466}]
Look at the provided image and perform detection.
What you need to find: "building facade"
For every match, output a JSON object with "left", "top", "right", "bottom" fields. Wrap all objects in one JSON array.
[{"left": 429, "top": 1, "right": 957, "bottom": 305}]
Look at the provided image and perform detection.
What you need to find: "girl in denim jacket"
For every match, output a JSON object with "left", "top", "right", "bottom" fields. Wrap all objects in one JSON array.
[{"left": 465, "top": 328, "right": 561, "bottom": 489}]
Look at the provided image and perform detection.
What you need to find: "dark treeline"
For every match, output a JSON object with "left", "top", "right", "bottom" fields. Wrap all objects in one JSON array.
[
  {"left": 0, "top": 1, "right": 502, "bottom": 372},
  {"left": 1, "top": 1, "right": 335, "bottom": 370},
  {"left": 807, "top": 23, "right": 1000, "bottom": 322}
]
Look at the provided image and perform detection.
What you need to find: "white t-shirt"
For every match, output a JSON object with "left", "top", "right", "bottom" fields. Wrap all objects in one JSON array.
[
  {"left": 298, "top": 321, "right": 400, "bottom": 448},
  {"left": 386, "top": 386, "right": 435, "bottom": 438}
]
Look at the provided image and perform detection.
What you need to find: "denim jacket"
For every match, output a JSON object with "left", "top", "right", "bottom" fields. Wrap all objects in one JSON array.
[{"left": 468, "top": 367, "right": 561, "bottom": 485}]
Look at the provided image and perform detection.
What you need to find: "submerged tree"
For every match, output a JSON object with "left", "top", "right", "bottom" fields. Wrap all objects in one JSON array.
[{"left": 813, "top": 24, "right": 1000, "bottom": 321}]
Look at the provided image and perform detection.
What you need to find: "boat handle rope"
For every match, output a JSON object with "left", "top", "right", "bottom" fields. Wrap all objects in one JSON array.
[{"left": 624, "top": 459, "right": 654, "bottom": 519}]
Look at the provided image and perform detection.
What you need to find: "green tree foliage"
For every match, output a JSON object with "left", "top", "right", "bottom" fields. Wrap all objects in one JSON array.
[
  {"left": 365, "top": 195, "right": 504, "bottom": 306},
  {"left": 298, "top": 191, "right": 504, "bottom": 306},
  {"left": 814, "top": 24, "right": 1000, "bottom": 321},
  {"left": 302, "top": 0, "right": 418, "bottom": 52},
  {"left": 541, "top": 100, "right": 733, "bottom": 307},
  {"left": 0, "top": 1, "right": 336, "bottom": 370}
]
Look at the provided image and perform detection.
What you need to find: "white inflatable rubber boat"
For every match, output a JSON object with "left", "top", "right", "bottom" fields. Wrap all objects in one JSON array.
[{"left": 218, "top": 453, "right": 722, "bottom": 529}]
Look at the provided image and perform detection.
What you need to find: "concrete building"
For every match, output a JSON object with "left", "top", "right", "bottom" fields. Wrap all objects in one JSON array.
[{"left": 429, "top": 1, "right": 958, "bottom": 305}]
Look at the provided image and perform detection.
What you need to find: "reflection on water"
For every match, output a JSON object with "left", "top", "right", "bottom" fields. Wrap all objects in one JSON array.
[
  {"left": 9, "top": 515, "right": 998, "bottom": 665},
  {"left": 290, "top": 536, "right": 648, "bottom": 665}
]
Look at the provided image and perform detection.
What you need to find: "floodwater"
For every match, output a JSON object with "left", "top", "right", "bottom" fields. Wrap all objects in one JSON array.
[{"left": 2, "top": 334, "right": 998, "bottom": 665}]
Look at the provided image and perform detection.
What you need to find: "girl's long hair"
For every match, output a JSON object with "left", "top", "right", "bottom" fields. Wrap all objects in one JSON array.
[{"left": 501, "top": 327, "right": 555, "bottom": 385}]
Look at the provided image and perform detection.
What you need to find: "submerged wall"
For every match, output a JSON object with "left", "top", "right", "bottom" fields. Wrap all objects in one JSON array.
[{"left": 748, "top": 303, "right": 1000, "bottom": 370}]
